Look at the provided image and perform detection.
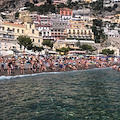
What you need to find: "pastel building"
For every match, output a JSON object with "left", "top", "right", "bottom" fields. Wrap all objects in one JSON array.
[
  {"left": 112, "top": 14, "right": 120, "bottom": 24},
  {"left": 67, "top": 20, "right": 94, "bottom": 40},
  {"left": 60, "top": 8, "right": 73, "bottom": 20},
  {"left": 0, "top": 42, "right": 24, "bottom": 51},
  {"left": 0, "top": 20, "right": 42, "bottom": 50},
  {"left": 35, "top": 14, "right": 70, "bottom": 40}
]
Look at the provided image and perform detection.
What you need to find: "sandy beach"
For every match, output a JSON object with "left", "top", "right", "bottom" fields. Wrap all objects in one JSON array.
[{"left": 0, "top": 64, "right": 99, "bottom": 77}]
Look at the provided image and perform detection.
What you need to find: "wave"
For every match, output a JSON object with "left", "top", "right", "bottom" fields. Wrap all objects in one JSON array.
[
  {"left": 0, "top": 67, "right": 112, "bottom": 80},
  {"left": 0, "top": 71, "right": 64, "bottom": 80}
]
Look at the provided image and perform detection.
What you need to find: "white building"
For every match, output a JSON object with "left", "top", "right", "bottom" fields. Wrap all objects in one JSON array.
[
  {"left": 0, "top": 42, "right": 24, "bottom": 52},
  {"left": 104, "top": 28, "right": 120, "bottom": 38}
]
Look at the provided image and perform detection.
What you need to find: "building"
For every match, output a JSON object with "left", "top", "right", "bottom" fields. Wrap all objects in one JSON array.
[
  {"left": 53, "top": 39, "right": 95, "bottom": 51},
  {"left": 59, "top": 8, "right": 73, "bottom": 20},
  {"left": 112, "top": 14, "right": 120, "bottom": 24},
  {"left": 81, "top": 0, "right": 98, "bottom": 3},
  {"left": 98, "top": 45, "right": 120, "bottom": 56},
  {"left": 67, "top": 20, "right": 94, "bottom": 40},
  {"left": 35, "top": 15, "right": 55, "bottom": 41},
  {"left": 73, "top": 9, "right": 91, "bottom": 17},
  {"left": 0, "top": 21, "right": 42, "bottom": 50},
  {"left": 35, "top": 14, "right": 70, "bottom": 40},
  {"left": 0, "top": 42, "right": 24, "bottom": 51}
]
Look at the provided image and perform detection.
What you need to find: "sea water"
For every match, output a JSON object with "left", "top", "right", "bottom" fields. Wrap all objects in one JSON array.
[{"left": 0, "top": 68, "right": 120, "bottom": 120}]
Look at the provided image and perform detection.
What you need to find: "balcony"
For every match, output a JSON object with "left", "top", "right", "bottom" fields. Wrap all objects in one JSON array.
[
  {"left": 43, "top": 36, "right": 55, "bottom": 40},
  {"left": 0, "top": 30, "right": 14, "bottom": 35}
]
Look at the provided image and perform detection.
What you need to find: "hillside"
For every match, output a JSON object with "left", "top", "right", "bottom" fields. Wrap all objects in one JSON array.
[{"left": 0, "top": 0, "right": 45, "bottom": 9}]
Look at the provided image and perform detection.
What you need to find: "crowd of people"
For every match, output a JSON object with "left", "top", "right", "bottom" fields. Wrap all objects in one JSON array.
[{"left": 0, "top": 54, "right": 120, "bottom": 75}]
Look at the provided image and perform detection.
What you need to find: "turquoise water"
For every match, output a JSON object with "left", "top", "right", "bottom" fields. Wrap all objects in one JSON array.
[{"left": 0, "top": 68, "right": 120, "bottom": 120}]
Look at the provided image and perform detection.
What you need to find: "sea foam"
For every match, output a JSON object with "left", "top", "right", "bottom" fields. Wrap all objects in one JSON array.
[
  {"left": 0, "top": 72, "right": 62, "bottom": 80},
  {"left": 0, "top": 67, "right": 111, "bottom": 80}
]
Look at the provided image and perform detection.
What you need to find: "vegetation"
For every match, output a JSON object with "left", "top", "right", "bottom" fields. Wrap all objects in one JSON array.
[
  {"left": 25, "top": 0, "right": 81, "bottom": 14},
  {"left": 109, "top": 23, "right": 117, "bottom": 30},
  {"left": 104, "top": 4, "right": 118, "bottom": 12},
  {"left": 92, "top": 19, "right": 106, "bottom": 43},
  {"left": 90, "top": 0, "right": 103, "bottom": 11},
  {"left": 17, "top": 36, "right": 33, "bottom": 50},
  {"left": 81, "top": 44, "right": 96, "bottom": 54},
  {"left": 33, "top": 46, "right": 44, "bottom": 52},
  {"left": 56, "top": 47, "right": 69, "bottom": 55},
  {"left": 101, "top": 49, "right": 114, "bottom": 55},
  {"left": 46, "top": 0, "right": 53, "bottom": 5},
  {"left": 42, "top": 40, "right": 53, "bottom": 49},
  {"left": 1, "top": 14, "right": 6, "bottom": 19},
  {"left": 26, "top": 3, "right": 56, "bottom": 14},
  {"left": 17, "top": 35, "right": 45, "bottom": 52},
  {"left": 15, "top": 12, "right": 19, "bottom": 19}
]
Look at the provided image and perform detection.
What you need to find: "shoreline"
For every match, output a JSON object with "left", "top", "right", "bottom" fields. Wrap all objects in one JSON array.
[{"left": 0, "top": 64, "right": 114, "bottom": 77}]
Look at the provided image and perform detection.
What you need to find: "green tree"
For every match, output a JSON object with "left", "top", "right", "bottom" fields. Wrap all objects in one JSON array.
[
  {"left": 15, "top": 11, "right": 19, "bottom": 19},
  {"left": 25, "top": 2, "right": 34, "bottom": 7},
  {"left": 67, "top": 0, "right": 72, "bottom": 5},
  {"left": 56, "top": 47, "right": 69, "bottom": 55},
  {"left": 91, "top": 0, "right": 103, "bottom": 11},
  {"left": 1, "top": 14, "right": 6, "bottom": 19},
  {"left": 92, "top": 19, "right": 106, "bottom": 43},
  {"left": 33, "top": 0, "right": 38, "bottom": 4},
  {"left": 17, "top": 35, "right": 33, "bottom": 50},
  {"left": 33, "top": 46, "right": 44, "bottom": 52},
  {"left": 42, "top": 40, "right": 53, "bottom": 49},
  {"left": 46, "top": 0, "right": 52, "bottom": 5},
  {"left": 81, "top": 44, "right": 96, "bottom": 54},
  {"left": 81, "top": 44, "right": 92, "bottom": 51},
  {"left": 101, "top": 49, "right": 114, "bottom": 55}
]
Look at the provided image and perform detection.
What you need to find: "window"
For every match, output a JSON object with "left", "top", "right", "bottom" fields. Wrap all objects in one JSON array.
[
  {"left": 32, "top": 29, "right": 34, "bottom": 34},
  {"left": 13, "top": 28, "right": 14, "bottom": 32},
  {"left": 81, "top": 30, "right": 83, "bottom": 34},
  {"left": 17, "top": 29, "right": 19, "bottom": 33},
  {"left": 33, "top": 39, "right": 34, "bottom": 42},
  {"left": 22, "top": 30, "right": 24, "bottom": 33},
  {"left": 69, "top": 30, "right": 71, "bottom": 34},
  {"left": 73, "top": 30, "right": 75, "bottom": 34},
  {"left": 30, "top": 24, "right": 31, "bottom": 28},
  {"left": 38, "top": 39, "right": 40, "bottom": 42},
  {"left": 2, "top": 27, "right": 4, "bottom": 30},
  {"left": 7, "top": 28, "right": 10, "bottom": 31},
  {"left": 66, "top": 11, "right": 67, "bottom": 15},
  {"left": 39, "top": 32, "right": 42, "bottom": 36}
]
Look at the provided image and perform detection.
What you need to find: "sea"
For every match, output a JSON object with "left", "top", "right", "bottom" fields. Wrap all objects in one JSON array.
[{"left": 0, "top": 68, "right": 120, "bottom": 120}]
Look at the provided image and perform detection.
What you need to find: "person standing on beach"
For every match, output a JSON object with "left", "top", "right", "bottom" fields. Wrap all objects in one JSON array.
[
  {"left": 20, "top": 58, "right": 25, "bottom": 74},
  {"left": 12, "top": 56, "right": 16, "bottom": 70},
  {"left": 29, "top": 57, "right": 33, "bottom": 71},
  {"left": 7, "top": 59, "right": 12, "bottom": 75},
  {"left": 0, "top": 57, "right": 5, "bottom": 72}
]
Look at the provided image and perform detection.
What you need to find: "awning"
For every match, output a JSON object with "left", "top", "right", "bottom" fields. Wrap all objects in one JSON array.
[
  {"left": 68, "top": 51, "right": 86, "bottom": 54},
  {"left": 49, "top": 51, "right": 57, "bottom": 54}
]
